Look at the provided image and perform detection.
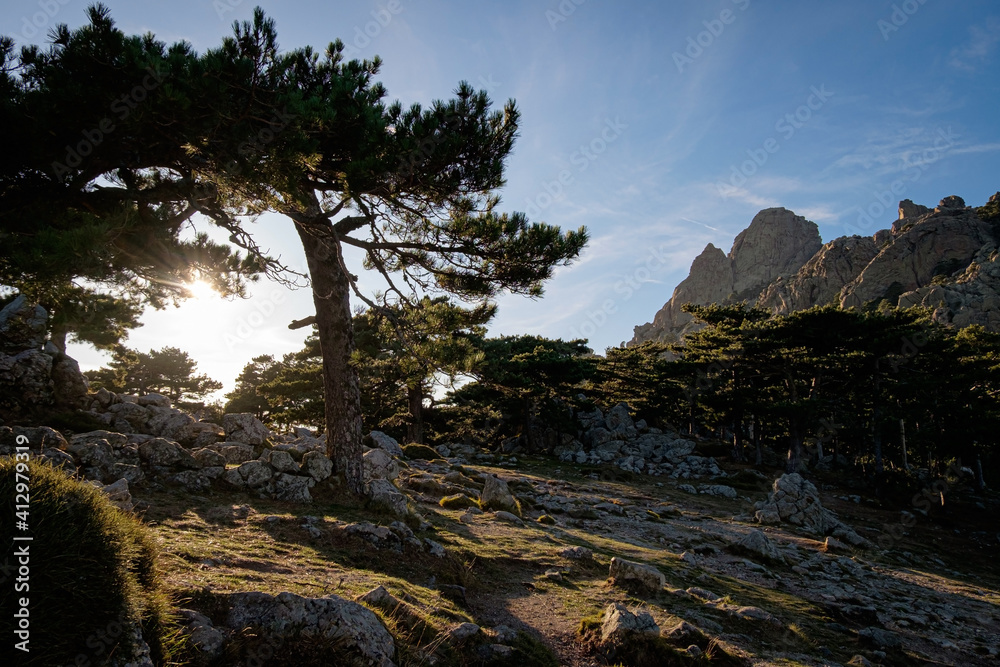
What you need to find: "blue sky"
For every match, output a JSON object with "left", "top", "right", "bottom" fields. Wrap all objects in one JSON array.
[{"left": 4, "top": 0, "right": 1000, "bottom": 394}]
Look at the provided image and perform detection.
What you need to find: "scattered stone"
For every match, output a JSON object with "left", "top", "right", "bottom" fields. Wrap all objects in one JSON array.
[
  {"left": 823, "top": 536, "right": 848, "bottom": 552},
  {"left": 731, "top": 529, "right": 786, "bottom": 564},
  {"left": 224, "top": 591, "right": 395, "bottom": 666},
  {"left": 609, "top": 557, "right": 665, "bottom": 592},
  {"left": 480, "top": 474, "right": 518, "bottom": 513},
  {"left": 492, "top": 510, "right": 523, "bottom": 525},
  {"left": 561, "top": 546, "right": 593, "bottom": 560},
  {"left": 858, "top": 626, "right": 902, "bottom": 649},
  {"left": 100, "top": 478, "right": 133, "bottom": 511},
  {"left": 685, "top": 587, "right": 720, "bottom": 601},
  {"left": 699, "top": 484, "right": 738, "bottom": 499},
  {"left": 600, "top": 602, "right": 660, "bottom": 644},
  {"left": 424, "top": 539, "right": 446, "bottom": 558},
  {"left": 449, "top": 622, "right": 481, "bottom": 642}
]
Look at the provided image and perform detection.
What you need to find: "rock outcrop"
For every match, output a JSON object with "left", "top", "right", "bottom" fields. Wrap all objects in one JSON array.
[
  {"left": 633, "top": 208, "right": 821, "bottom": 344},
  {"left": 633, "top": 193, "right": 1000, "bottom": 345},
  {"left": 0, "top": 296, "right": 90, "bottom": 420}
]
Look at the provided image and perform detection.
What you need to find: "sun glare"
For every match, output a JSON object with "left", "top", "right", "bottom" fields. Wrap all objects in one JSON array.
[{"left": 185, "top": 279, "right": 217, "bottom": 300}]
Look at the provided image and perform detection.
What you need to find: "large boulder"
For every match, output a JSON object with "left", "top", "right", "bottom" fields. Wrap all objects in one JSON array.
[
  {"left": 268, "top": 473, "right": 314, "bottom": 503},
  {"left": 366, "top": 431, "right": 404, "bottom": 457},
  {"left": 301, "top": 450, "right": 333, "bottom": 482},
  {"left": 365, "top": 479, "right": 408, "bottom": 517},
  {"left": 0, "top": 295, "right": 48, "bottom": 353},
  {"left": 600, "top": 602, "right": 660, "bottom": 644},
  {"left": 222, "top": 460, "right": 274, "bottom": 488},
  {"left": 222, "top": 413, "right": 270, "bottom": 446},
  {"left": 480, "top": 474, "right": 518, "bottom": 513},
  {"left": 363, "top": 448, "right": 400, "bottom": 482},
  {"left": 755, "top": 473, "right": 841, "bottom": 535},
  {"left": 224, "top": 591, "right": 395, "bottom": 666},
  {"left": 50, "top": 353, "right": 89, "bottom": 409}
]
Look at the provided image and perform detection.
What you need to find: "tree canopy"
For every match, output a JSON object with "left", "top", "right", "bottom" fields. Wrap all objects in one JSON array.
[{"left": 3, "top": 7, "right": 587, "bottom": 493}]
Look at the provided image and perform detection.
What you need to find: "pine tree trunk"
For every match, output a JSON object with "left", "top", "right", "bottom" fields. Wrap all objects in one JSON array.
[
  {"left": 406, "top": 381, "right": 424, "bottom": 444},
  {"left": 786, "top": 417, "right": 803, "bottom": 474},
  {"left": 295, "top": 220, "right": 364, "bottom": 495}
]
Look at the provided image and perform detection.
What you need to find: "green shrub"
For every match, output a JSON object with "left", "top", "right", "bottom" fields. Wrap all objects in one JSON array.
[
  {"left": 439, "top": 493, "right": 477, "bottom": 510},
  {"left": 402, "top": 443, "right": 440, "bottom": 460},
  {"left": 0, "top": 458, "right": 172, "bottom": 666}
]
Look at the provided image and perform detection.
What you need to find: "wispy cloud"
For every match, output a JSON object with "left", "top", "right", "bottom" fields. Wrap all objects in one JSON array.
[{"left": 949, "top": 17, "right": 1000, "bottom": 71}]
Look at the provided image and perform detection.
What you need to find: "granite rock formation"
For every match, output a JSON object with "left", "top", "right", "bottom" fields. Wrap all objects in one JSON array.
[{"left": 633, "top": 193, "right": 1000, "bottom": 345}]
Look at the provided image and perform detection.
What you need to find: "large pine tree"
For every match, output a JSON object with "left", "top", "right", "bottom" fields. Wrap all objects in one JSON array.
[{"left": 5, "top": 8, "right": 587, "bottom": 494}]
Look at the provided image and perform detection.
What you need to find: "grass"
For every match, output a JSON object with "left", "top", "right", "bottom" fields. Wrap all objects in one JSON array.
[
  {"left": 0, "top": 458, "right": 175, "bottom": 666},
  {"left": 98, "top": 448, "right": 1000, "bottom": 666}
]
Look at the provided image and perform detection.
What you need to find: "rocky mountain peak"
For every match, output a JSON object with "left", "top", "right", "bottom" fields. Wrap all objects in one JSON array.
[
  {"left": 632, "top": 193, "right": 1000, "bottom": 346},
  {"left": 729, "top": 208, "right": 822, "bottom": 297}
]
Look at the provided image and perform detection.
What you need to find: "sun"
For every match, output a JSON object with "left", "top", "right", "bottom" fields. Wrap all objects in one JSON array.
[{"left": 184, "top": 279, "right": 217, "bottom": 301}]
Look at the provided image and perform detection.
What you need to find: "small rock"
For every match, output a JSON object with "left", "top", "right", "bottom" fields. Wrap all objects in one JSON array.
[
  {"left": 609, "top": 557, "right": 665, "bottom": 592},
  {"left": 449, "top": 622, "right": 481, "bottom": 642},
  {"left": 560, "top": 546, "right": 593, "bottom": 560}
]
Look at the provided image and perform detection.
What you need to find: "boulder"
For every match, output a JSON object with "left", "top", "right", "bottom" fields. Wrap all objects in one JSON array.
[
  {"left": 269, "top": 473, "right": 313, "bottom": 503},
  {"left": 222, "top": 413, "right": 270, "bottom": 446},
  {"left": 754, "top": 473, "right": 840, "bottom": 534},
  {"left": 50, "top": 353, "right": 89, "bottom": 408},
  {"left": 301, "top": 450, "right": 333, "bottom": 482},
  {"left": 609, "top": 557, "right": 665, "bottom": 592},
  {"left": 363, "top": 448, "right": 400, "bottom": 482},
  {"left": 101, "top": 478, "right": 134, "bottom": 511},
  {"left": 366, "top": 479, "right": 408, "bottom": 517},
  {"left": 137, "top": 393, "right": 172, "bottom": 408},
  {"left": 138, "top": 438, "right": 197, "bottom": 469},
  {"left": 224, "top": 591, "right": 395, "bottom": 666},
  {"left": 0, "top": 295, "right": 48, "bottom": 353},
  {"left": 731, "top": 529, "right": 785, "bottom": 564},
  {"left": 605, "top": 403, "right": 637, "bottom": 440},
  {"left": 191, "top": 447, "right": 227, "bottom": 468},
  {"left": 367, "top": 431, "right": 404, "bottom": 457},
  {"left": 480, "top": 475, "right": 518, "bottom": 513},
  {"left": 223, "top": 460, "right": 274, "bottom": 488},
  {"left": 264, "top": 449, "right": 300, "bottom": 474},
  {"left": 600, "top": 602, "right": 660, "bottom": 644}
]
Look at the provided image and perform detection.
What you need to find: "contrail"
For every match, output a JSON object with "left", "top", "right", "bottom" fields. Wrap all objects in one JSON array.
[{"left": 681, "top": 217, "right": 721, "bottom": 232}]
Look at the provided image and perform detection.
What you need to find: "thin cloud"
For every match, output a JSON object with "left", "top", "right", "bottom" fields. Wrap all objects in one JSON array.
[{"left": 949, "top": 17, "right": 1000, "bottom": 71}]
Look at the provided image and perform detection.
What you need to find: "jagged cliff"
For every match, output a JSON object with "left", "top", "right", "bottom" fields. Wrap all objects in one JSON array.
[{"left": 631, "top": 193, "right": 1000, "bottom": 345}]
